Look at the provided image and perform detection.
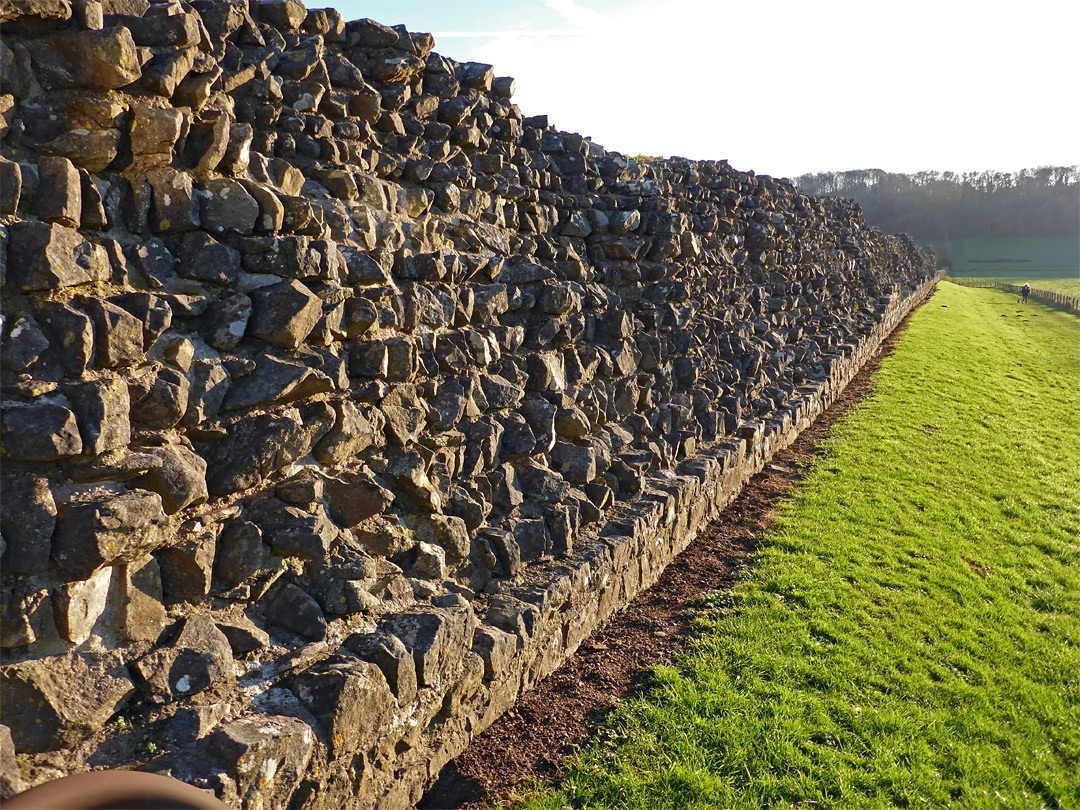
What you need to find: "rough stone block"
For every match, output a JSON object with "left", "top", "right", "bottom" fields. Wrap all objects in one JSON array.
[
  {"left": 6, "top": 221, "right": 109, "bottom": 291},
  {"left": 33, "top": 155, "right": 81, "bottom": 227},
  {"left": 248, "top": 279, "right": 322, "bottom": 349},
  {"left": 52, "top": 490, "right": 166, "bottom": 581},
  {"left": 0, "top": 475, "right": 56, "bottom": 575},
  {"left": 1, "top": 399, "right": 82, "bottom": 460},
  {"left": 260, "top": 581, "right": 328, "bottom": 642},
  {"left": 288, "top": 654, "right": 393, "bottom": 756},
  {"left": 53, "top": 565, "right": 112, "bottom": 644},
  {"left": 0, "top": 651, "right": 134, "bottom": 753},
  {"left": 134, "top": 613, "right": 234, "bottom": 703}
]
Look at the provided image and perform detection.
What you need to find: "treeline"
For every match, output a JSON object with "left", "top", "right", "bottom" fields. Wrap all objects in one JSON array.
[{"left": 793, "top": 166, "right": 1079, "bottom": 243}]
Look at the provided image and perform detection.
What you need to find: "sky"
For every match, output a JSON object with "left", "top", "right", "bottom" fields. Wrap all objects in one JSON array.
[{"left": 333, "top": 0, "right": 1079, "bottom": 180}]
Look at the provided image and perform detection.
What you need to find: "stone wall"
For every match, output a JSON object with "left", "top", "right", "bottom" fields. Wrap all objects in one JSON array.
[{"left": 0, "top": 1, "right": 937, "bottom": 806}]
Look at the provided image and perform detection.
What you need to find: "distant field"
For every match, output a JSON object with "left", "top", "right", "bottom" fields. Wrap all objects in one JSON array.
[
  {"left": 517, "top": 284, "right": 1080, "bottom": 810},
  {"left": 943, "top": 236, "right": 1080, "bottom": 297}
]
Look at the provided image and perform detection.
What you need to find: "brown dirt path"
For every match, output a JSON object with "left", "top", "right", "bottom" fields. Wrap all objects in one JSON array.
[{"left": 418, "top": 312, "right": 920, "bottom": 810}]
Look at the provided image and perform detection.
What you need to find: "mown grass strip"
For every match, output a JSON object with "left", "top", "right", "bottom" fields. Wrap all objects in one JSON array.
[{"left": 516, "top": 283, "right": 1079, "bottom": 810}]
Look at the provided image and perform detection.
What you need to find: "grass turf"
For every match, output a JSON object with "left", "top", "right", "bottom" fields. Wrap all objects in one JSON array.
[
  {"left": 944, "top": 236, "right": 1079, "bottom": 297},
  {"left": 515, "top": 283, "right": 1080, "bottom": 810}
]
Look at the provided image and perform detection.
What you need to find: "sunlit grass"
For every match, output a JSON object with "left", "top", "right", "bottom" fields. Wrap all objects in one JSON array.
[{"left": 515, "top": 283, "right": 1080, "bottom": 810}]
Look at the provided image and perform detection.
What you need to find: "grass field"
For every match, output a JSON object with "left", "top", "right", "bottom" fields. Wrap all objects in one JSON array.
[
  {"left": 517, "top": 283, "right": 1080, "bottom": 810},
  {"left": 945, "top": 236, "right": 1080, "bottom": 297}
]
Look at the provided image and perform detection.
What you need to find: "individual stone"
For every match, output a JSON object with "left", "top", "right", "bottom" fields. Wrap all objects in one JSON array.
[
  {"left": 379, "top": 605, "right": 474, "bottom": 689},
  {"left": 66, "top": 376, "right": 131, "bottom": 454},
  {"left": 213, "top": 520, "right": 264, "bottom": 585},
  {"left": 200, "top": 292, "right": 251, "bottom": 351},
  {"left": 200, "top": 178, "right": 259, "bottom": 235},
  {"left": 471, "top": 623, "right": 517, "bottom": 679},
  {"left": 112, "top": 7, "right": 201, "bottom": 47},
  {"left": 53, "top": 566, "right": 112, "bottom": 644},
  {"left": 0, "top": 0, "right": 72, "bottom": 30},
  {"left": 480, "top": 374, "right": 525, "bottom": 410},
  {"left": 260, "top": 581, "right": 328, "bottom": 642},
  {"left": 134, "top": 613, "right": 234, "bottom": 703},
  {"left": 183, "top": 112, "right": 231, "bottom": 174},
  {"left": 0, "top": 577, "right": 51, "bottom": 648},
  {"left": 0, "top": 723, "right": 26, "bottom": 800},
  {"left": 221, "top": 354, "right": 333, "bottom": 411},
  {"left": 81, "top": 298, "right": 143, "bottom": 367},
  {"left": 413, "top": 541, "right": 445, "bottom": 579},
  {"left": 248, "top": 279, "right": 322, "bottom": 349},
  {"left": 313, "top": 400, "right": 375, "bottom": 464},
  {"left": 172, "top": 65, "right": 221, "bottom": 112},
  {"left": 117, "top": 554, "right": 168, "bottom": 644},
  {"left": 6, "top": 221, "right": 109, "bottom": 290},
  {"left": 551, "top": 441, "right": 597, "bottom": 483},
  {"left": 33, "top": 156, "right": 81, "bottom": 227},
  {"left": 146, "top": 168, "right": 199, "bottom": 231},
  {"left": 181, "top": 359, "right": 230, "bottom": 427},
  {"left": 163, "top": 337, "right": 194, "bottom": 372},
  {"left": 130, "top": 366, "right": 189, "bottom": 428},
  {"left": 52, "top": 490, "right": 166, "bottom": 581},
  {"left": 214, "top": 613, "right": 270, "bottom": 655},
  {"left": 178, "top": 232, "right": 241, "bottom": 284},
  {"left": 322, "top": 469, "right": 394, "bottom": 528},
  {"left": 252, "top": 499, "right": 337, "bottom": 560},
  {"left": 158, "top": 529, "right": 216, "bottom": 602},
  {"left": 259, "top": 0, "right": 306, "bottom": 29},
  {"left": 134, "top": 441, "right": 208, "bottom": 514},
  {"left": 0, "top": 652, "right": 134, "bottom": 753},
  {"left": 197, "top": 409, "right": 309, "bottom": 496},
  {"left": 1, "top": 314, "right": 50, "bottom": 371},
  {"left": 1, "top": 399, "right": 82, "bottom": 460},
  {"left": 28, "top": 26, "right": 140, "bottom": 90},
  {"left": 344, "top": 631, "right": 416, "bottom": 703},
  {"left": 0, "top": 158, "right": 20, "bottom": 216},
  {"left": 287, "top": 655, "right": 392, "bottom": 756},
  {"left": 36, "top": 300, "right": 95, "bottom": 374},
  {"left": 0, "top": 475, "right": 56, "bottom": 575},
  {"left": 124, "top": 239, "right": 177, "bottom": 288},
  {"left": 129, "top": 107, "right": 184, "bottom": 170},
  {"left": 142, "top": 47, "right": 195, "bottom": 98},
  {"left": 197, "top": 714, "right": 314, "bottom": 807}
]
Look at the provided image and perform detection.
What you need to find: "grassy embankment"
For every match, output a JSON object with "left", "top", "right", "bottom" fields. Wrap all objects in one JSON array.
[
  {"left": 516, "top": 283, "right": 1080, "bottom": 810},
  {"left": 945, "top": 236, "right": 1079, "bottom": 297}
]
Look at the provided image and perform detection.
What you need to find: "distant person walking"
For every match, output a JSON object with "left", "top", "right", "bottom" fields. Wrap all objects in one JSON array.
[{"left": 1021, "top": 283, "right": 1031, "bottom": 304}]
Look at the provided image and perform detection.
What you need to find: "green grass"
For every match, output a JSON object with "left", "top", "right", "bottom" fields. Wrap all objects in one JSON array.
[
  {"left": 516, "top": 283, "right": 1080, "bottom": 810},
  {"left": 945, "top": 236, "right": 1080, "bottom": 297}
]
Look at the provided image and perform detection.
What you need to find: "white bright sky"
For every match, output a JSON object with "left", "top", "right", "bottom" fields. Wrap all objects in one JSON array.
[{"left": 333, "top": 0, "right": 1079, "bottom": 180}]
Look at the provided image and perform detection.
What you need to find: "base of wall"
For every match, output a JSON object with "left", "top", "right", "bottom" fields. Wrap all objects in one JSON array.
[{"left": 350, "top": 272, "right": 943, "bottom": 809}]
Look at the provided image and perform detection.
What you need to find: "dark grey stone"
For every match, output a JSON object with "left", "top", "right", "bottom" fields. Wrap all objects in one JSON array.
[
  {"left": 178, "top": 231, "right": 241, "bottom": 285},
  {"left": 1, "top": 399, "right": 82, "bottom": 460},
  {"left": 134, "top": 613, "right": 234, "bottom": 703},
  {"left": 260, "top": 581, "right": 328, "bottom": 642},
  {"left": 52, "top": 490, "right": 166, "bottom": 581},
  {"left": 0, "top": 651, "right": 134, "bottom": 753},
  {"left": 0, "top": 475, "right": 55, "bottom": 575},
  {"left": 213, "top": 520, "right": 265, "bottom": 585},
  {"left": 6, "top": 221, "right": 109, "bottom": 291},
  {"left": 248, "top": 279, "right": 322, "bottom": 349}
]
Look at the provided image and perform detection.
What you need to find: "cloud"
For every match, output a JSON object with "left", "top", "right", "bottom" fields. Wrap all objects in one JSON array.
[{"left": 544, "top": 0, "right": 605, "bottom": 30}]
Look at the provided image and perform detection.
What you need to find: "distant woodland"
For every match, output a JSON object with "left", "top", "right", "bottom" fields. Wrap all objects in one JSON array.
[{"left": 793, "top": 167, "right": 1079, "bottom": 246}]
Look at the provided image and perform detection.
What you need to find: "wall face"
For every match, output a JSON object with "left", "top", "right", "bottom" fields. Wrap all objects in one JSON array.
[{"left": 0, "top": 1, "right": 937, "bottom": 806}]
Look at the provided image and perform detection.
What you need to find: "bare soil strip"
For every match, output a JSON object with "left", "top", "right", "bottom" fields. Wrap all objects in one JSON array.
[{"left": 418, "top": 312, "right": 920, "bottom": 810}]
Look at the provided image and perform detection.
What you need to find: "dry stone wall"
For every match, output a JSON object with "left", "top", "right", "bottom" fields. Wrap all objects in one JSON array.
[{"left": 0, "top": 0, "right": 937, "bottom": 806}]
